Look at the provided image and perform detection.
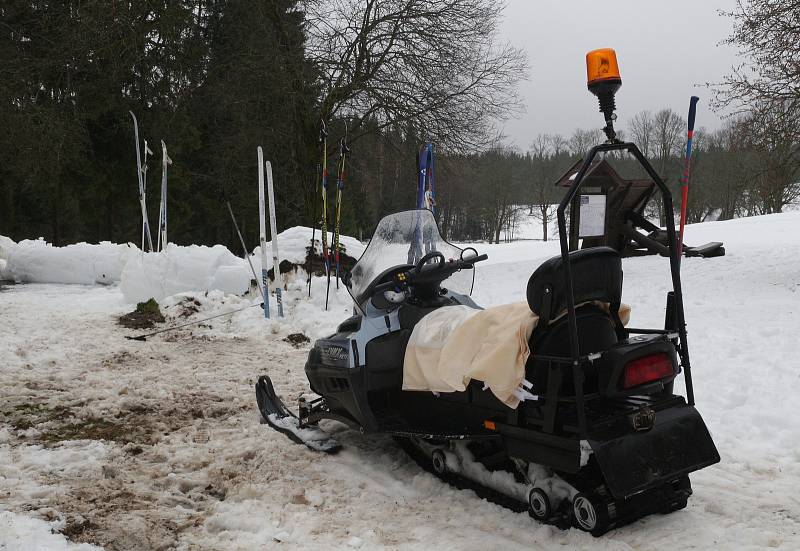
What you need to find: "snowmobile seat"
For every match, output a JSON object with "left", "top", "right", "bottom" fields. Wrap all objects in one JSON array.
[
  {"left": 527, "top": 303, "right": 620, "bottom": 395},
  {"left": 526, "top": 247, "right": 623, "bottom": 396},
  {"left": 526, "top": 246, "right": 622, "bottom": 326}
]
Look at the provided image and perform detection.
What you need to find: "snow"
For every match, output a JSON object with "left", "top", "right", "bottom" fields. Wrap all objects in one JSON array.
[
  {"left": 0, "top": 234, "right": 16, "bottom": 280},
  {"left": 3, "top": 239, "right": 138, "bottom": 285},
  {"left": 252, "top": 225, "right": 364, "bottom": 266},
  {"left": 0, "top": 227, "right": 365, "bottom": 306},
  {"left": 119, "top": 243, "right": 251, "bottom": 303},
  {"left": 1, "top": 212, "right": 800, "bottom": 549},
  {"left": 0, "top": 510, "right": 101, "bottom": 551}
]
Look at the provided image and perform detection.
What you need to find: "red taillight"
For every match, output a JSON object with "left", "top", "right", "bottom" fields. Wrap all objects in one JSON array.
[{"left": 622, "top": 353, "right": 675, "bottom": 389}]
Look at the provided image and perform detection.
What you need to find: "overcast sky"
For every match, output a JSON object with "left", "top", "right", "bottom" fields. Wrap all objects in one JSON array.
[{"left": 499, "top": 0, "right": 740, "bottom": 149}]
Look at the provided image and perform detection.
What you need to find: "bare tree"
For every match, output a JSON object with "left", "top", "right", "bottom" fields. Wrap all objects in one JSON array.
[
  {"left": 628, "top": 110, "right": 655, "bottom": 157},
  {"left": 528, "top": 134, "right": 564, "bottom": 241},
  {"left": 739, "top": 102, "right": 800, "bottom": 213},
  {"left": 304, "top": 0, "right": 528, "bottom": 150},
  {"left": 652, "top": 109, "right": 684, "bottom": 175},
  {"left": 568, "top": 127, "right": 604, "bottom": 156},
  {"left": 715, "top": 0, "right": 800, "bottom": 124}
]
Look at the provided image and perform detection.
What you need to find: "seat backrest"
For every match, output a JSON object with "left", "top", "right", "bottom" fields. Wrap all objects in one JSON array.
[{"left": 527, "top": 247, "right": 622, "bottom": 324}]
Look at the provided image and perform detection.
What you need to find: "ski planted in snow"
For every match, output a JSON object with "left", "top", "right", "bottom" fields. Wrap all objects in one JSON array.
[
  {"left": 257, "top": 147, "right": 271, "bottom": 319},
  {"left": 408, "top": 143, "right": 436, "bottom": 264},
  {"left": 418, "top": 143, "right": 436, "bottom": 213},
  {"left": 129, "top": 111, "right": 154, "bottom": 253},
  {"left": 320, "top": 123, "right": 331, "bottom": 310},
  {"left": 332, "top": 135, "right": 349, "bottom": 291},
  {"left": 157, "top": 140, "right": 172, "bottom": 252},
  {"left": 265, "top": 161, "right": 284, "bottom": 318},
  {"left": 142, "top": 139, "right": 154, "bottom": 251}
]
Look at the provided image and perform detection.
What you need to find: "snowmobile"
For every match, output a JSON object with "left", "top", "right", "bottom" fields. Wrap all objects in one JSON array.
[
  {"left": 257, "top": 51, "right": 720, "bottom": 535},
  {"left": 257, "top": 199, "right": 720, "bottom": 534}
]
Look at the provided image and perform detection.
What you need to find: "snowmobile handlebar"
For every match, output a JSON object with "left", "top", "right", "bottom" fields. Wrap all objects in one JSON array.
[{"left": 370, "top": 253, "right": 487, "bottom": 296}]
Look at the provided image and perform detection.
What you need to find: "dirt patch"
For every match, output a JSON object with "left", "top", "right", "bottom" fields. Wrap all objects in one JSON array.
[
  {"left": 61, "top": 516, "right": 100, "bottom": 540},
  {"left": 38, "top": 418, "right": 140, "bottom": 445},
  {"left": 284, "top": 332, "right": 311, "bottom": 347},
  {"left": 173, "top": 296, "right": 202, "bottom": 318},
  {"left": 118, "top": 299, "right": 165, "bottom": 330},
  {"left": 1, "top": 402, "right": 73, "bottom": 431}
]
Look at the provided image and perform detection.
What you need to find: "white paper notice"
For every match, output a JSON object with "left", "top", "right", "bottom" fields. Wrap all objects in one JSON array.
[{"left": 579, "top": 194, "right": 605, "bottom": 237}]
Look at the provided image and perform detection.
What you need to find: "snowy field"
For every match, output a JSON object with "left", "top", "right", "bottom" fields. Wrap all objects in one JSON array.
[{"left": 2, "top": 213, "right": 799, "bottom": 550}]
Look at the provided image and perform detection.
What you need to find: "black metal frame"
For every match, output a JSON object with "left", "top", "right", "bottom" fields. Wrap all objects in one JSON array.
[{"left": 537, "top": 142, "right": 696, "bottom": 436}]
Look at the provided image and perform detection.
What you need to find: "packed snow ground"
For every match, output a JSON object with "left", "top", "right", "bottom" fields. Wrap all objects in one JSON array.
[{"left": 2, "top": 213, "right": 800, "bottom": 550}]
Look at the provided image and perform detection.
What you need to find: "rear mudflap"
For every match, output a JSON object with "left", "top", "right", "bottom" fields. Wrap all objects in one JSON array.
[{"left": 588, "top": 405, "right": 719, "bottom": 499}]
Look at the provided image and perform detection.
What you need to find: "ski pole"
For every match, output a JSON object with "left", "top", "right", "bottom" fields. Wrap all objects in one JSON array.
[
  {"left": 224, "top": 192, "right": 267, "bottom": 316},
  {"left": 333, "top": 135, "right": 349, "bottom": 291},
  {"left": 308, "top": 122, "right": 326, "bottom": 297},
  {"left": 677, "top": 96, "right": 699, "bottom": 261},
  {"left": 308, "top": 165, "right": 318, "bottom": 297},
  {"left": 320, "top": 120, "right": 331, "bottom": 310},
  {"left": 126, "top": 301, "right": 264, "bottom": 341}
]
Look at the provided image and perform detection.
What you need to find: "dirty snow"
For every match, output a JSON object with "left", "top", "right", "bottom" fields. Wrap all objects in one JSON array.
[{"left": 1, "top": 212, "right": 799, "bottom": 550}]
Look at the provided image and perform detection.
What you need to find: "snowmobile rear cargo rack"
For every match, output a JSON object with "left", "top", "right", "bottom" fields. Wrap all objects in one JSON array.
[{"left": 556, "top": 142, "right": 696, "bottom": 436}]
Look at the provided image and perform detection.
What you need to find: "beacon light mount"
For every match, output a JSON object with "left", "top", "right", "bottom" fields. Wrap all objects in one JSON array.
[{"left": 586, "top": 48, "right": 622, "bottom": 143}]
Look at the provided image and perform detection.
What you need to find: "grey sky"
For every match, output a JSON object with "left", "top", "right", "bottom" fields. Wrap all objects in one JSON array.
[{"left": 499, "top": 0, "right": 740, "bottom": 149}]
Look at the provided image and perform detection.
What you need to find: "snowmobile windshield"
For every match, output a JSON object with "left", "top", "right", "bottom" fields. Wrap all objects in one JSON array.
[{"left": 348, "top": 210, "right": 474, "bottom": 303}]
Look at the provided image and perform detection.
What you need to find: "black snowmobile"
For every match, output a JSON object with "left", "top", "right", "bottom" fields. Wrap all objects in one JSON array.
[
  {"left": 257, "top": 155, "right": 719, "bottom": 534},
  {"left": 257, "top": 52, "right": 719, "bottom": 535}
]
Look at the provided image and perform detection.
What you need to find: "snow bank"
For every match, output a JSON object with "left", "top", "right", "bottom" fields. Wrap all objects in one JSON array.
[
  {"left": 0, "top": 234, "right": 16, "bottom": 279},
  {"left": 252, "top": 225, "right": 364, "bottom": 264},
  {"left": 2, "top": 226, "right": 365, "bottom": 307},
  {"left": 0, "top": 510, "right": 101, "bottom": 551},
  {"left": 5, "top": 239, "right": 138, "bottom": 285},
  {"left": 121, "top": 226, "right": 364, "bottom": 305},
  {"left": 120, "top": 243, "right": 251, "bottom": 304}
]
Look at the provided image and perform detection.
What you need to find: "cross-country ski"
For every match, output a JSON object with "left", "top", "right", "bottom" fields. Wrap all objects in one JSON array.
[
  {"left": 257, "top": 146, "right": 271, "bottom": 319},
  {"left": 157, "top": 140, "right": 172, "bottom": 252},
  {"left": 265, "top": 160, "right": 284, "bottom": 318},
  {"left": 129, "top": 110, "right": 154, "bottom": 253},
  {"left": 3, "top": 3, "right": 799, "bottom": 550}
]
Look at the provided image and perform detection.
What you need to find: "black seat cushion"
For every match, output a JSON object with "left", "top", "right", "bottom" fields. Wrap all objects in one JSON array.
[
  {"left": 527, "top": 247, "right": 622, "bottom": 323},
  {"left": 527, "top": 303, "right": 619, "bottom": 395}
]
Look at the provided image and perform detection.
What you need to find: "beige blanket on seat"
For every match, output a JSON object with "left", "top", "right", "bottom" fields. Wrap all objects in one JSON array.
[{"left": 402, "top": 302, "right": 630, "bottom": 409}]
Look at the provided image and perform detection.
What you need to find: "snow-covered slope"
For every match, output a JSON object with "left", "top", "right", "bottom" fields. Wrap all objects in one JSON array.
[{"left": 1, "top": 212, "right": 799, "bottom": 550}]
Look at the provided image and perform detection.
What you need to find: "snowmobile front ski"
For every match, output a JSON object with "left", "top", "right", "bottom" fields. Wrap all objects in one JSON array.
[{"left": 255, "top": 376, "right": 341, "bottom": 454}]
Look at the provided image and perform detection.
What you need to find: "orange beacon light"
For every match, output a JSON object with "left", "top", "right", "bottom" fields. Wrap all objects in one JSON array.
[{"left": 586, "top": 48, "right": 622, "bottom": 142}]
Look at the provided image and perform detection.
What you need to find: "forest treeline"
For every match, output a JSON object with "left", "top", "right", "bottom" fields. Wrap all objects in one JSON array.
[{"left": 1, "top": 1, "right": 797, "bottom": 247}]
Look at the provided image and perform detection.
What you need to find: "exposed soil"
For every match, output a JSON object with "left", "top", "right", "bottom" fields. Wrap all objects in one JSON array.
[
  {"left": 118, "top": 299, "right": 165, "bottom": 329},
  {"left": 284, "top": 332, "right": 311, "bottom": 347}
]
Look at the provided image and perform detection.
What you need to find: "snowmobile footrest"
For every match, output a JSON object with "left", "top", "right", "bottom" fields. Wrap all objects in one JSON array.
[{"left": 255, "top": 375, "right": 342, "bottom": 454}]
